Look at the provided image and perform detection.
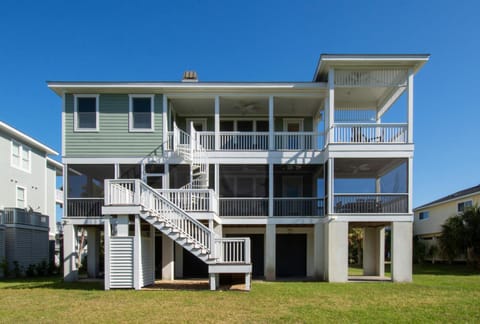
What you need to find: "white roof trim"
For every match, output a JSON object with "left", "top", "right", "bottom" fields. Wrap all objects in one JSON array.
[
  {"left": 0, "top": 121, "right": 58, "bottom": 155},
  {"left": 46, "top": 157, "right": 63, "bottom": 171},
  {"left": 413, "top": 191, "right": 480, "bottom": 212}
]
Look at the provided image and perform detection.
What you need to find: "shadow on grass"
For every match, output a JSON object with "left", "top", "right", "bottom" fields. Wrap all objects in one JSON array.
[
  {"left": 413, "top": 263, "right": 480, "bottom": 276},
  {"left": 0, "top": 276, "right": 104, "bottom": 291}
]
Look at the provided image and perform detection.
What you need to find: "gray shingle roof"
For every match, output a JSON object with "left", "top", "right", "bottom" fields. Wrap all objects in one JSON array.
[{"left": 415, "top": 184, "right": 480, "bottom": 210}]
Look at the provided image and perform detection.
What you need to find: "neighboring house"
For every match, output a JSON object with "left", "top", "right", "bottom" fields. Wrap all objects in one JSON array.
[
  {"left": 413, "top": 184, "right": 480, "bottom": 261},
  {"left": 0, "top": 121, "right": 63, "bottom": 274},
  {"left": 48, "top": 53, "right": 429, "bottom": 290}
]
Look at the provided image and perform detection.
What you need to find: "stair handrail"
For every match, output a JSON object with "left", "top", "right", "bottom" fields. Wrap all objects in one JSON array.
[{"left": 105, "top": 179, "right": 214, "bottom": 254}]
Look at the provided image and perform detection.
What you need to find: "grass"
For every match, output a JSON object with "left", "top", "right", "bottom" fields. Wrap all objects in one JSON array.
[{"left": 0, "top": 264, "right": 479, "bottom": 323}]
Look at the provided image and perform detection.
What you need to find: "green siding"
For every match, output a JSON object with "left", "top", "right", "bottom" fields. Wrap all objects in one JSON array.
[{"left": 65, "top": 94, "right": 163, "bottom": 157}]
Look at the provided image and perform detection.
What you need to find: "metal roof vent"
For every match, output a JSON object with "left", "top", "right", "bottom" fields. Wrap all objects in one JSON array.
[{"left": 182, "top": 70, "right": 198, "bottom": 82}]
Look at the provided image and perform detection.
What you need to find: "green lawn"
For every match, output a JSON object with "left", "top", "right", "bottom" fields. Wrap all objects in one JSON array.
[{"left": 0, "top": 264, "right": 479, "bottom": 323}]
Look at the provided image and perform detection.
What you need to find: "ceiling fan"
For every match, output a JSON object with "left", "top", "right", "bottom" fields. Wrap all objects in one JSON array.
[
  {"left": 350, "top": 163, "right": 370, "bottom": 174},
  {"left": 233, "top": 102, "right": 261, "bottom": 115}
]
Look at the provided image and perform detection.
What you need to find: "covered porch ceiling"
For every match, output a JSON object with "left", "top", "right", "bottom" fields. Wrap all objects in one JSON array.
[
  {"left": 334, "top": 158, "right": 406, "bottom": 179},
  {"left": 169, "top": 96, "right": 324, "bottom": 117}
]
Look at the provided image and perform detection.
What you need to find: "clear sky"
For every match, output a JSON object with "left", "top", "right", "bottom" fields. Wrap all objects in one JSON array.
[{"left": 0, "top": 0, "right": 478, "bottom": 207}]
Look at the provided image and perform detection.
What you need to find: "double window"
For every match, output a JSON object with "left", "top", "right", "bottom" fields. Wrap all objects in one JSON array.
[
  {"left": 418, "top": 211, "right": 429, "bottom": 220},
  {"left": 458, "top": 200, "right": 473, "bottom": 213},
  {"left": 129, "top": 95, "right": 154, "bottom": 131},
  {"left": 11, "top": 140, "right": 31, "bottom": 172},
  {"left": 74, "top": 95, "right": 99, "bottom": 131}
]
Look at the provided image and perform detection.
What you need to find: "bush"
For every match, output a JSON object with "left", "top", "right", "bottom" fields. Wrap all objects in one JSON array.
[
  {"left": 12, "top": 261, "right": 23, "bottom": 278},
  {"left": 0, "top": 258, "right": 8, "bottom": 278},
  {"left": 26, "top": 264, "right": 36, "bottom": 277},
  {"left": 413, "top": 236, "right": 426, "bottom": 264}
]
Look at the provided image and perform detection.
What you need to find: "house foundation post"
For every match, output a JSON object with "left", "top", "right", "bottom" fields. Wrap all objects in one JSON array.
[
  {"left": 363, "top": 227, "right": 385, "bottom": 276},
  {"left": 265, "top": 223, "right": 276, "bottom": 280},
  {"left": 162, "top": 234, "right": 174, "bottom": 280},
  {"left": 391, "top": 221, "right": 413, "bottom": 282},
  {"left": 87, "top": 226, "right": 100, "bottom": 278},
  {"left": 326, "top": 221, "right": 348, "bottom": 282},
  {"left": 63, "top": 223, "right": 78, "bottom": 282}
]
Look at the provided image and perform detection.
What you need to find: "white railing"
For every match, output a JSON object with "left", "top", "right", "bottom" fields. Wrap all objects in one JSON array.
[
  {"left": 165, "top": 131, "right": 174, "bottom": 151},
  {"left": 218, "top": 132, "right": 269, "bottom": 151},
  {"left": 215, "top": 238, "right": 251, "bottom": 264},
  {"left": 157, "top": 189, "right": 217, "bottom": 213},
  {"left": 333, "top": 193, "right": 408, "bottom": 214},
  {"left": 1, "top": 208, "right": 49, "bottom": 228},
  {"left": 105, "top": 179, "right": 213, "bottom": 252},
  {"left": 219, "top": 198, "right": 269, "bottom": 217},
  {"left": 273, "top": 198, "right": 325, "bottom": 216},
  {"left": 67, "top": 198, "right": 104, "bottom": 217},
  {"left": 332, "top": 123, "right": 408, "bottom": 144},
  {"left": 197, "top": 131, "right": 215, "bottom": 150},
  {"left": 274, "top": 132, "right": 323, "bottom": 150},
  {"left": 105, "top": 179, "right": 251, "bottom": 264},
  {"left": 174, "top": 126, "right": 191, "bottom": 159}
]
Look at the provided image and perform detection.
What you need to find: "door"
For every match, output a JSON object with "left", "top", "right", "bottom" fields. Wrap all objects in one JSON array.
[{"left": 276, "top": 234, "right": 307, "bottom": 277}]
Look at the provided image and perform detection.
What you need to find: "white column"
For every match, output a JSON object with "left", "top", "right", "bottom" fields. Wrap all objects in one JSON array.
[
  {"left": 391, "top": 221, "right": 413, "bottom": 282},
  {"left": 313, "top": 222, "right": 325, "bottom": 280},
  {"left": 209, "top": 273, "right": 219, "bottom": 290},
  {"left": 408, "top": 157, "right": 413, "bottom": 214},
  {"left": 162, "top": 234, "right": 174, "bottom": 280},
  {"left": 363, "top": 227, "right": 385, "bottom": 277},
  {"left": 327, "top": 158, "right": 334, "bottom": 215},
  {"left": 163, "top": 95, "right": 168, "bottom": 150},
  {"left": 87, "top": 227, "right": 100, "bottom": 278},
  {"left": 407, "top": 68, "right": 414, "bottom": 143},
  {"left": 150, "top": 225, "right": 155, "bottom": 283},
  {"left": 133, "top": 215, "right": 141, "bottom": 290},
  {"left": 214, "top": 95, "right": 220, "bottom": 150},
  {"left": 265, "top": 223, "right": 276, "bottom": 280},
  {"left": 306, "top": 230, "right": 314, "bottom": 277},
  {"left": 116, "top": 215, "right": 129, "bottom": 237},
  {"left": 323, "top": 97, "right": 329, "bottom": 146},
  {"left": 268, "top": 163, "right": 274, "bottom": 217},
  {"left": 268, "top": 96, "right": 274, "bottom": 150},
  {"left": 174, "top": 244, "right": 183, "bottom": 278},
  {"left": 104, "top": 217, "right": 111, "bottom": 290},
  {"left": 164, "top": 163, "right": 170, "bottom": 189},
  {"left": 326, "top": 221, "right": 348, "bottom": 282},
  {"left": 328, "top": 68, "right": 335, "bottom": 145},
  {"left": 63, "top": 223, "right": 78, "bottom": 282}
]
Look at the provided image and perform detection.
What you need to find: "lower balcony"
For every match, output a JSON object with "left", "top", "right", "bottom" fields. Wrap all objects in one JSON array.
[
  {"left": 219, "top": 197, "right": 325, "bottom": 217},
  {"left": 67, "top": 198, "right": 103, "bottom": 217},
  {"left": 333, "top": 194, "right": 408, "bottom": 214},
  {"left": 1, "top": 208, "right": 49, "bottom": 227}
]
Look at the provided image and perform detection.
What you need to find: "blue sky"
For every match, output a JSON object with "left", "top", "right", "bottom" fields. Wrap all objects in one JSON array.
[{"left": 0, "top": 0, "right": 478, "bottom": 207}]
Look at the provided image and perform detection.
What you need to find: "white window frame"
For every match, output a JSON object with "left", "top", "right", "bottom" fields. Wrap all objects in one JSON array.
[
  {"left": 458, "top": 200, "right": 473, "bottom": 212},
  {"left": 129, "top": 94, "right": 155, "bottom": 132},
  {"left": 74, "top": 94, "right": 99, "bottom": 132},
  {"left": 283, "top": 118, "right": 304, "bottom": 132},
  {"left": 11, "top": 140, "right": 31, "bottom": 172},
  {"left": 418, "top": 211, "right": 429, "bottom": 220},
  {"left": 16, "top": 185, "right": 27, "bottom": 209}
]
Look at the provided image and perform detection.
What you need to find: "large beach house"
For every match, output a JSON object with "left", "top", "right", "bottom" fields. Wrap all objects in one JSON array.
[{"left": 48, "top": 54, "right": 429, "bottom": 290}]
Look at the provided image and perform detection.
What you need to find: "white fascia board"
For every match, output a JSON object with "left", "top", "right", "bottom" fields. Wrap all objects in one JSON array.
[
  {"left": 47, "top": 82, "right": 326, "bottom": 97},
  {"left": 314, "top": 54, "right": 430, "bottom": 81},
  {"left": 0, "top": 121, "right": 58, "bottom": 155},
  {"left": 46, "top": 157, "right": 63, "bottom": 174},
  {"left": 413, "top": 192, "right": 480, "bottom": 212},
  {"left": 326, "top": 144, "right": 414, "bottom": 158},
  {"left": 330, "top": 214, "right": 413, "bottom": 222}
]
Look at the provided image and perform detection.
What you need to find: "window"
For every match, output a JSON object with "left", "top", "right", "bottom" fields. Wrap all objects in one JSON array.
[
  {"left": 458, "top": 200, "right": 473, "bottom": 212},
  {"left": 129, "top": 95, "right": 154, "bottom": 131},
  {"left": 419, "top": 211, "right": 429, "bottom": 220},
  {"left": 74, "top": 95, "right": 99, "bottom": 131},
  {"left": 11, "top": 140, "right": 31, "bottom": 172},
  {"left": 16, "top": 186, "right": 26, "bottom": 208}
]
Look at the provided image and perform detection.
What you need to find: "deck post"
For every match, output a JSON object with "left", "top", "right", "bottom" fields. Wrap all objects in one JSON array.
[
  {"left": 162, "top": 234, "right": 174, "bottom": 280},
  {"left": 268, "top": 96, "right": 274, "bottom": 150},
  {"left": 265, "top": 223, "right": 276, "bottom": 280},
  {"left": 134, "top": 214, "right": 141, "bottom": 290},
  {"left": 104, "top": 216, "right": 111, "bottom": 290},
  {"left": 63, "top": 223, "right": 78, "bottom": 282},
  {"left": 215, "top": 95, "right": 220, "bottom": 150},
  {"left": 245, "top": 273, "right": 251, "bottom": 291}
]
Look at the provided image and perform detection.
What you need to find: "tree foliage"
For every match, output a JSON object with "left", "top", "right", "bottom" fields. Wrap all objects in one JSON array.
[{"left": 439, "top": 205, "right": 480, "bottom": 267}]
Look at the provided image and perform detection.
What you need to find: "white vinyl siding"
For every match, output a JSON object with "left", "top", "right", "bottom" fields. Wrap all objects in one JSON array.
[
  {"left": 11, "top": 140, "right": 31, "bottom": 172},
  {"left": 74, "top": 94, "right": 99, "bottom": 132},
  {"left": 129, "top": 95, "right": 154, "bottom": 132},
  {"left": 109, "top": 236, "right": 134, "bottom": 288}
]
